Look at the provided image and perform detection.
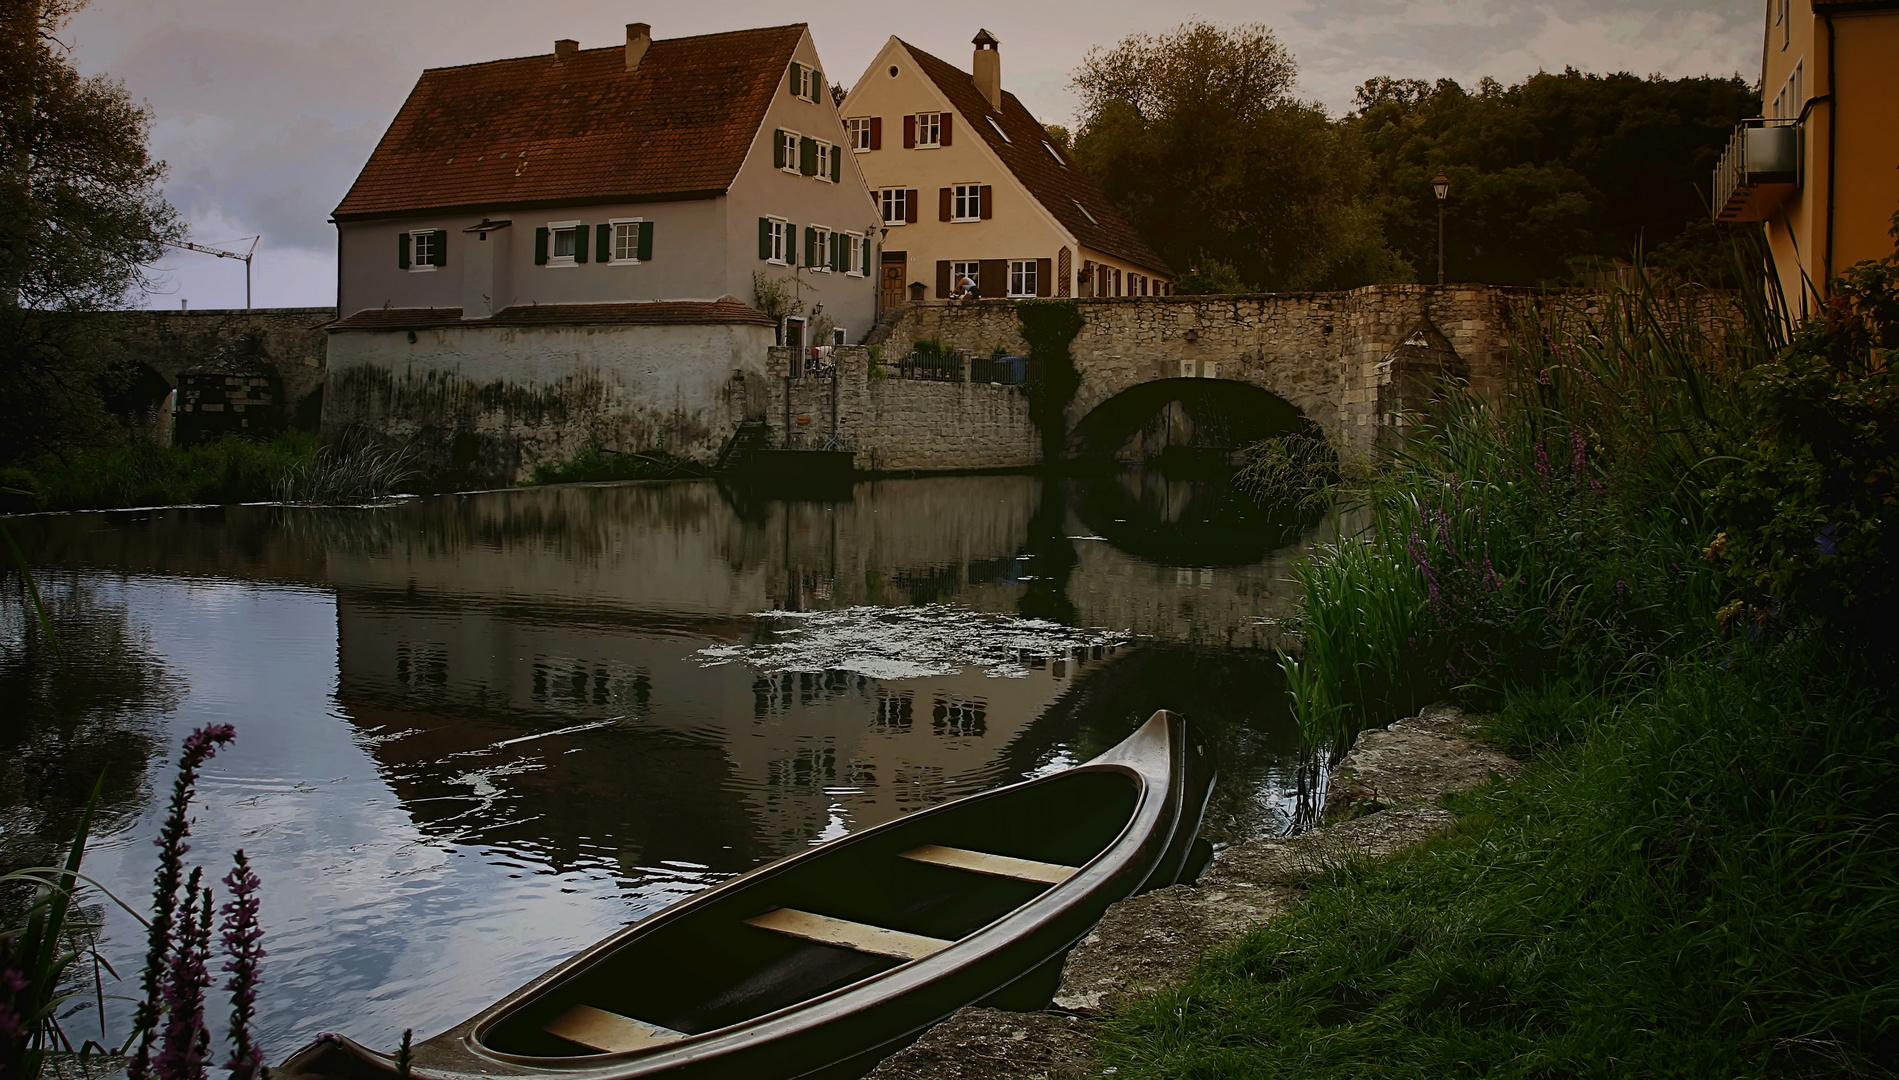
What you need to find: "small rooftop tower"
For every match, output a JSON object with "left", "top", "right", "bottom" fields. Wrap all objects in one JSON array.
[{"left": 973, "top": 29, "right": 1001, "bottom": 110}]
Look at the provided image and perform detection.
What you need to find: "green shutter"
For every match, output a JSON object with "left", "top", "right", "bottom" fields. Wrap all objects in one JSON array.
[
  {"left": 830, "top": 150, "right": 840, "bottom": 183},
  {"left": 636, "top": 220, "right": 653, "bottom": 261},
  {"left": 398, "top": 232, "right": 410, "bottom": 269},
  {"left": 800, "top": 136, "right": 817, "bottom": 176},
  {"left": 804, "top": 227, "right": 815, "bottom": 267},
  {"left": 574, "top": 224, "right": 588, "bottom": 264},
  {"left": 788, "top": 62, "right": 801, "bottom": 95},
  {"left": 861, "top": 237, "right": 871, "bottom": 275},
  {"left": 759, "top": 217, "right": 772, "bottom": 260},
  {"left": 534, "top": 227, "right": 549, "bottom": 265},
  {"left": 596, "top": 223, "right": 612, "bottom": 262},
  {"left": 431, "top": 229, "right": 447, "bottom": 266},
  {"left": 810, "top": 69, "right": 823, "bottom": 101},
  {"left": 773, "top": 129, "right": 786, "bottom": 169}
]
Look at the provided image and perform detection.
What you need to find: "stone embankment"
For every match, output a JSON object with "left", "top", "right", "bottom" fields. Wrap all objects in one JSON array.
[{"left": 866, "top": 704, "right": 1521, "bottom": 1080}]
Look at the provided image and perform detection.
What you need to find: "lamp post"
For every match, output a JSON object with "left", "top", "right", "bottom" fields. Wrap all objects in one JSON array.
[{"left": 1431, "top": 173, "right": 1451, "bottom": 286}]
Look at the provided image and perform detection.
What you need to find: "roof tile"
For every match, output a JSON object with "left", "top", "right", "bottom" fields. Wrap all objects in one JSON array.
[{"left": 335, "top": 25, "right": 806, "bottom": 219}]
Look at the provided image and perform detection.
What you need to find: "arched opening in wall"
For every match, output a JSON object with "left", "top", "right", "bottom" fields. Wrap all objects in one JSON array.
[
  {"left": 1067, "top": 379, "right": 1312, "bottom": 465},
  {"left": 101, "top": 361, "right": 175, "bottom": 447}
]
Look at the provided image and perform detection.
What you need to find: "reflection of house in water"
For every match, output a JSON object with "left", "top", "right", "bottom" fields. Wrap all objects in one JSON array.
[{"left": 331, "top": 584, "right": 1101, "bottom": 884}]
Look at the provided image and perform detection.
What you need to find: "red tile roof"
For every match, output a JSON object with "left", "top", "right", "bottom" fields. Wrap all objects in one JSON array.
[
  {"left": 899, "top": 40, "right": 1173, "bottom": 278},
  {"left": 334, "top": 25, "right": 806, "bottom": 219},
  {"left": 329, "top": 300, "right": 775, "bottom": 331}
]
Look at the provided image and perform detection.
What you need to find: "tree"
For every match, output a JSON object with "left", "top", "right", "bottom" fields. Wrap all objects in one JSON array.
[
  {"left": 1347, "top": 69, "right": 1758, "bottom": 286},
  {"left": 0, "top": 0, "right": 182, "bottom": 461},
  {"left": 1069, "top": 21, "right": 1409, "bottom": 292}
]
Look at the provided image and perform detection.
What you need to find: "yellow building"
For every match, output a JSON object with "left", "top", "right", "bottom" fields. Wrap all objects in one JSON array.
[
  {"left": 1714, "top": 0, "right": 1899, "bottom": 317},
  {"left": 841, "top": 30, "right": 1173, "bottom": 310}
]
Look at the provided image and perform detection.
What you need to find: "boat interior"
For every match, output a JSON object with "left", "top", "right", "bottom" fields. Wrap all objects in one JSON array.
[{"left": 477, "top": 768, "right": 1142, "bottom": 1058}]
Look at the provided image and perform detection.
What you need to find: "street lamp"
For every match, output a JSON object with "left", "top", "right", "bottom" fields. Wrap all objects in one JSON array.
[{"left": 1431, "top": 173, "right": 1451, "bottom": 286}]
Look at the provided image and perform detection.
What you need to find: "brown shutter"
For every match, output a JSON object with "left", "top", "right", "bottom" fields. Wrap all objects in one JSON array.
[
  {"left": 979, "top": 185, "right": 993, "bottom": 220},
  {"left": 936, "top": 260, "right": 951, "bottom": 299},
  {"left": 939, "top": 188, "right": 952, "bottom": 222},
  {"left": 979, "top": 259, "right": 1006, "bottom": 298},
  {"left": 940, "top": 113, "right": 952, "bottom": 146},
  {"left": 869, "top": 117, "right": 882, "bottom": 150},
  {"left": 1036, "top": 258, "right": 1053, "bottom": 297},
  {"left": 904, "top": 115, "right": 916, "bottom": 148},
  {"left": 905, "top": 190, "right": 919, "bottom": 224}
]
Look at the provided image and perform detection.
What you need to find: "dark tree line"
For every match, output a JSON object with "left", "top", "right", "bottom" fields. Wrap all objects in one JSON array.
[{"left": 1069, "top": 21, "right": 1759, "bottom": 292}]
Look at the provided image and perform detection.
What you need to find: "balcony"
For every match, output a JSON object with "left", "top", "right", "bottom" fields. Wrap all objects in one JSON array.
[{"left": 1713, "top": 119, "right": 1800, "bottom": 222}]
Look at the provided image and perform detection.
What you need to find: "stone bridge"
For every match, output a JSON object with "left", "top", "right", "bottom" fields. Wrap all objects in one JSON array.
[{"left": 867, "top": 286, "right": 1536, "bottom": 462}]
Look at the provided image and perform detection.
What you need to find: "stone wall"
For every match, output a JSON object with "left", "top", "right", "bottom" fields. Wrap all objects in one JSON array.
[
  {"left": 99, "top": 307, "right": 334, "bottom": 414},
  {"left": 324, "top": 321, "right": 776, "bottom": 484},
  {"left": 867, "top": 286, "right": 1547, "bottom": 461},
  {"left": 765, "top": 346, "right": 1041, "bottom": 472}
]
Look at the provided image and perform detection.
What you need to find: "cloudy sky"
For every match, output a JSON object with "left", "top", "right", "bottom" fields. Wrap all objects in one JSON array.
[{"left": 65, "top": 0, "right": 1764, "bottom": 310}]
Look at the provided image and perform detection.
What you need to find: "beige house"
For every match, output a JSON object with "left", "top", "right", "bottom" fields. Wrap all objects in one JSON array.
[{"left": 840, "top": 31, "right": 1172, "bottom": 309}]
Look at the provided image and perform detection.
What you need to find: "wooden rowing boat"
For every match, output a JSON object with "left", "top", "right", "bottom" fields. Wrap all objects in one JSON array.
[{"left": 280, "top": 710, "right": 1212, "bottom": 1080}]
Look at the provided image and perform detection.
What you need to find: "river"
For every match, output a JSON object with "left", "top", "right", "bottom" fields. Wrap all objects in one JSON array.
[{"left": 2, "top": 470, "right": 1328, "bottom": 1059}]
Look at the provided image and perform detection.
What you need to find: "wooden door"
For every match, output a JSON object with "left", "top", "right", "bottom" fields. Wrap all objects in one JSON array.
[{"left": 881, "top": 252, "right": 907, "bottom": 310}]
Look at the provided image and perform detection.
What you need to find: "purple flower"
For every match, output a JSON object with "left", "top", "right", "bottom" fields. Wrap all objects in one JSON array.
[
  {"left": 1570, "top": 429, "right": 1587, "bottom": 483},
  {"left": 221, "top": 852, "right": 266, "bottom": 1080},
  {"left": 129, "top": 726, "right": 235, "bottom": 1080},
  {"left": 1615, "top": 579, "right": 1629, "bottom": 607},
  {"left": 1534, "top": 442, "right": 1551, "bottom": 476},
  {"left": 1, "top": 936, "right": 27, "bottom": 1051},
  {"left": 157, "top": 869, "right": 213, "bottom": 1080}
]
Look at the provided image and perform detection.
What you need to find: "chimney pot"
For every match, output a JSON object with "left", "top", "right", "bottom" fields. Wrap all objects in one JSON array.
[
  {"left": 625, "top": 23, "right": 651, "bottom": 72},
  {"left": 554, "top": 38, "right": 578, "bottom": 60},
  {"left": 972, "top": 29, "right": 1001, "bottom": 110}
]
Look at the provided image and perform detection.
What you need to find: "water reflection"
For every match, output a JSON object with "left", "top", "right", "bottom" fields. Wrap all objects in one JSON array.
[{"left": 7, "top": 471, "right": 1332, "bottom": 1054}]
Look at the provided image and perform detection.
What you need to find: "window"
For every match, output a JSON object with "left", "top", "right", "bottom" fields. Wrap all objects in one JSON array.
[
  {"left": 1008, "top": 260, "right": 1038, "bottom": 298},
  {"left": 833, "top": 327, "right": 848, "bottom": 346},
  {"left": 951, "top": 261, "right": 979, "bottom": 296},
  {"left": 784, "top": 316, "right": 806, "bottom": 350},
  {"left": 880, "top": 188, "right": 910, "bottom": 225},
  {"left": 1073, "top": 199, "right": 1097, "bottom": 225},
  {"left": 847, "top": 117, "right": 873, "bottom": 151},
  {"left": 986, "top": 116, "right": 1011, "bottom": 143},
  {"left": 788, "top": 62, "right": 823, "bottom": 102},
  {"left": 609, "top": 219, "right": 642, "bottom": 263},
  {"left": 916, "top": 112, "right": 942, "bottom": 147},
  {"left": 548, "top": 221, "right": 580, "bottom": 266},
  {"left": 764, "top": 217, "right": 790, "bottom": 265},
  {"left": 844, "top": 231, "right": 865, "bottom": 276},
  {"left": 1043, "top": 141, "right": 1066, "bottom": 166},
  {"left": 1781, "top": 0, "right": 1791, "bottom": 48},
  {"left": 816, "top": 141, "right": 833, "bottom": 182},
  {"left": 952, "top": 183, "right": 982, "bottom": 222},
  {"left": 780, "top": 129, "right": 800, "bottom": 173},
  {"left": 409, "top": 230, "right": 436, "bottom": 271},
  {"left": 810, "top": 226, "right": 832, "bottom": 272}
]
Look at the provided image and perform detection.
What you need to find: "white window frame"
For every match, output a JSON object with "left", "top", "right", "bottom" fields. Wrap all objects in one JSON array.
[
  {"left": 1008, "top": 259, "right": 1038, "bottom": 298},
  {"left": 780, "top": 129, "right": 801, "bottom": 174},
  {"left": 766, "top": 217, "right": 790, "bottom": 266},
  {"left": 795, "top": 66, "right": 813, "bottom": 101},
  {"left": 812, "top": 226, "right": 832, "bottom": 272},
  {"left": 832, "top": 327, "right": 848, "bottom": 346},
  {"left": 784, "top": 316, "right": 807, "bottom": 349},
  {"left": 816, "top": 140, "right": 834, "bottom": 182},
  {"left": 547, "top": 220, "right": 580, "bottom": 267},
  {"left": 952, "top": 183, "right": 982, "bottom": 223},
  {"left": 408, "top": 230, "right": 437, "bottom": 272},
  {"left": 1043, "top": 141, "right": 1066, "bottom": 166},
  {"left": 843, "top": 231, "right": 865, "bottom": 276},
  {"left": 1072, "top": 199, "right": 1098, "bottom": 225},
  {"left": 951, "top": 261, "right": 980, "bottom": 296},
  {"left": 880, "top": 188, "right": 909, "bottom": 226},
  {"left": 986, "top": 116, "right": 1011, "bottom": 143},
  {"left": 915, "top": 112, "right": 942, "bottom": 148},
  {"left": 847, "top": 117, "right": 872, "bottom": 151},
  {"left": 607, "top": 218, "right": 643, "bottom": 264}
]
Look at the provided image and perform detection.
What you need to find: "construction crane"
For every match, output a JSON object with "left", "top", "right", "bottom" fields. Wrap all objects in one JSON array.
[{"left": 170, "top": 236, "right": 260, "bottom": 309}]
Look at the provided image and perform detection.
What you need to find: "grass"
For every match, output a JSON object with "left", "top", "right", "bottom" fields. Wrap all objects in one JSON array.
[
  {"left": 19, "top": 434, "right": 320, "bottom": 511},
  {"left": 1098, "top": 249, "right": 1898, "bottom": 1076},
  {"left": 527, "top": 447, "right": 704, "bottom": 485}
]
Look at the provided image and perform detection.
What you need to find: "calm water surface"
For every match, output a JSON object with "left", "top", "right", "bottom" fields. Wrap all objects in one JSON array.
[{"left": 3, "top": 472, "right": 1327, "bottom": 1057}]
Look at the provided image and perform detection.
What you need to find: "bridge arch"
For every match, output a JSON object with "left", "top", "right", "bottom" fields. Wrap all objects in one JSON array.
[{"left": 1065, "top": 378, "right": 1318, "bottom": 460}]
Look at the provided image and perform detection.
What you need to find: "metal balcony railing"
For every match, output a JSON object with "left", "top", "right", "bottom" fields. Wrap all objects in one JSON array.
[{"left": 1713, "top": 119, "right": 1800, "bottom": 222}]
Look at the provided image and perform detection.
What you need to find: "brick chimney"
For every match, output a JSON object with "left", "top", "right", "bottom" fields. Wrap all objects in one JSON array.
[
  {"left": 554, "top": 38, "right": 578, "bottom": 60},
  {"left": 972, "top": 29, "right": 1001, "bottom": 111},
  {"left": 625, "top": 23, "right": 650, "bottom": 72}
]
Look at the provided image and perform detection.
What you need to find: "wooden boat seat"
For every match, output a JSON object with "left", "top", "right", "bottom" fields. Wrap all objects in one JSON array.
[
  {"left": 745, "top": 908, "right": 953, "bottom": 961},
  {"left": 899, "top": 844, "right": 1078, "bottom": 885},
  {"left": 544, "top": 1004, "right": 686, "bottom": 1053}
]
